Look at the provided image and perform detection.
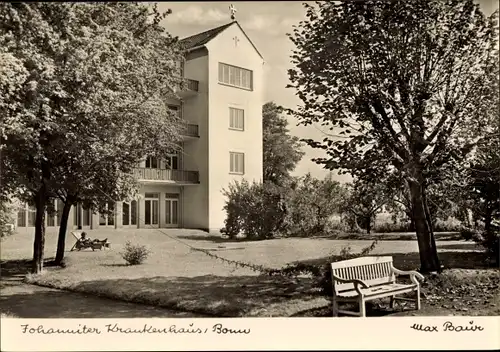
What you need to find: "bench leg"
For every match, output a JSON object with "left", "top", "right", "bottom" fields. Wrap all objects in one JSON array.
[
  {"left": 332, "top": 298, "right": 339, "bottom": 317},
  {"left": 390, "top": 295, "right": 395, "bottom": 309},
  {"left": 416, "top": 288, "right": 421, "bottom": 310},
  {"left": 358, "top": 297, "right": 366, "bottom": 317}
]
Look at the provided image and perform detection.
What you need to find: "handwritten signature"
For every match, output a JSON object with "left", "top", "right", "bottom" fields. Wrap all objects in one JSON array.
[{"left": 410, "top": 321, "right": 484, "bottom": 332}]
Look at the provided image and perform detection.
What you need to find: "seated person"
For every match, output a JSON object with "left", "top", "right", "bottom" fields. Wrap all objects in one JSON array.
[{"left": 79, "top": 232, "right": 92, "bottom": 243}]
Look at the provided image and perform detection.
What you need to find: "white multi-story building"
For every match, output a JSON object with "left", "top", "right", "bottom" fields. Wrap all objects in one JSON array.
[{"left": 15, "top": 21, "right": 265, "bottom": 233}]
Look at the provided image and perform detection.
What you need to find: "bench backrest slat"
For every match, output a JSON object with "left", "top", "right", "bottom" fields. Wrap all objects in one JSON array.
[{"left": 331, "top": 256, "right": 395, "bottom": 294}]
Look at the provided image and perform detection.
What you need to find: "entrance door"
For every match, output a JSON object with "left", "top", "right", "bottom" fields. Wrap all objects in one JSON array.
[
  {"left": 165, "top": 197, "right": 179, "bottom": 227},
  {"left": 144, "top": 193, "right": 159, "bottom": 227}
]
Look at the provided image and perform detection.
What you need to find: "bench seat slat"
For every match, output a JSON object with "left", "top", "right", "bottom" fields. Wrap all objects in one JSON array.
[{"left": 336, "top": 283, "right": 417, "bottom": 298}]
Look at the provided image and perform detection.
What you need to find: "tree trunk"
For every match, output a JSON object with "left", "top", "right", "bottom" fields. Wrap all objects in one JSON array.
[
  {"left": 353, "top": 215, "right": 363, "bottom": 233},
  {"left": 54, "top": 201, "right": 72, "bottom": 266},
  {"left": 32, "top": 190, "right": 47, "bottom": 274},
  {"left": 422, "top": 190, "right": 440, "bottom": 271},
  {"left": 408, "top": 180, "right": 441, "bottom": 273},
  {"left": 366, "top": 216, "right": 372, "bottom": 234},
  {"left": 484, "top": 207, "right": 493, "bottom": 234},
  {"left": 409, "top": 215, "right": 416, "bottom": 232}
]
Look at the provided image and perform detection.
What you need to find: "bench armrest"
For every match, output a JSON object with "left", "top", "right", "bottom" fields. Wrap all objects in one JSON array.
[
  {"left": 391, "top": 266, "right": 425, "bottom": 284},
  {"left": 331, "top": 273, "right": 369, "bottom": 295}
]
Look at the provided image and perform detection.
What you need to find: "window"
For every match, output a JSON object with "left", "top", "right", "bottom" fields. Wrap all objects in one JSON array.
[
  {"left": 229, "top": 152, "right": 245, "bottom": 174},
  {"left": 122, "top": 203, "right": 130, "bottom": 226},
  {"left": 168, "top": 105, "right": 180, "bottom": 119},
  {"left": 47, "top": 200, "right": 56, "bottom": 227},
  {"left": 83, "top": 208, "right": 91, "bottom": 227},
  {"left": 99, "top": 202, "right": 114, "bottom": 226},
  {"left": 130, "top": 200, "right": 137, "bottom": 225},
  {"left": 229, "top": 107, "right": 244, "bottom": 130},
  {"left": 218, "top": 63, "right": 253, "bottom": 90},
  {"left": 165, "top": 154, "right": 179, "bottom": 170},
  {"left": 175, "top": 60, "right": 184, "bottom": 77},
  {"left": 17, "top": 205, "right": 26, "bottom": 227},
  {"left": 73, "top": 204, "right": 79, "bottom": 226},
  {"left": 27, "top": 206, "right": 36, "bottom": 227},
  {"left": 145, "top": 156, "right": 158, "bottom": 168},
  {"left": 165, "top": 194, "right": 179, "bottom": 225},
  {"left": 56, "top": 199, "right": 64, "bottom": 223}
]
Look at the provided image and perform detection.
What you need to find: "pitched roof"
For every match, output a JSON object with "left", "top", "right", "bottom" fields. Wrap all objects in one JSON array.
[
  {"left": 179, "top": 21, "right": 264, "bottom": 60},
  {"left": 179, "top": 22, "right": 234, "bottom": 50}
]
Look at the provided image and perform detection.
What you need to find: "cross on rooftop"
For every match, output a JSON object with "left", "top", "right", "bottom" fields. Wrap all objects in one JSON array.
[{"left": 229, "top": 4, "right": 237, "bottom": 21}]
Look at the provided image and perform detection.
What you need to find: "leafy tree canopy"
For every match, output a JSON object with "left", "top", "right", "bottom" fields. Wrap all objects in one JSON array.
[
  {"left": 287, "top": 0, "right": 498, "bottom": 272},
  {"left": 0, "top": 2, "right": 186, "bottom": 272},
  {"left": 263, "top": 102, "right": 305, "bottom": 185}
]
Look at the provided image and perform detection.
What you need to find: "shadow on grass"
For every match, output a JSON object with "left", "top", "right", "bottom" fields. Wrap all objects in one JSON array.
[
  {"left": 177, "top": 234, "right": 266, "bottom": 243},
  {"left": 0, "top": 259, "right": 33, "bottom": 278},
  {"left": 100, "top": 263, "right": 129, "bottom": 267},
  {"left": 0, "top": 257, "right": 61, "bottom": 278},
  {"left": 295, "top": 250, "right": 496, "bottom": 271},
  {"left": 0, "top": 284, "right": 201, "bottom": 318},
  {"left": 37, "top": 274, "right": 414, "bottom": 318},
  {"left": 438, "top": 243, "right": 482, "bottom": 251},
  {"left": 62, "top": 274, "right": 321, "bottom": 317}
]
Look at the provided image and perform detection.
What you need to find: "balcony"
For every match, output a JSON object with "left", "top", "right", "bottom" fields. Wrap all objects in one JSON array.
[
  {"left": 180, "top": 122, "right": 199, "bottom": 138},
  {"left": 133, "top": 168, "right": 199, "bottom": 185},
  {"left": 175, "top": 78, "right": 199, "bottom": 99}
]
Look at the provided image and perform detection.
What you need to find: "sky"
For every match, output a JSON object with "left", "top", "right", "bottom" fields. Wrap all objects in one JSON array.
[{"left": 158, "top": 0, "right": 499, "bottom": 182}]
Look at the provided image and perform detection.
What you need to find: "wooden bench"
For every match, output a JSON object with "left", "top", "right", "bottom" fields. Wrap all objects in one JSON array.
[{"left": 331, "top": 256, "right": 424, "bottom": 317}]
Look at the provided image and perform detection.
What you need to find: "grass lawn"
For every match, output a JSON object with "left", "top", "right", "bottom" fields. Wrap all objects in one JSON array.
[{"left": 2, "top": 227, "right": 498, "bottom": 317}]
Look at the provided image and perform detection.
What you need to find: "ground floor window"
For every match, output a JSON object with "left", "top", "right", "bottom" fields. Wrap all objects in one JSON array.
[
  {"left": 99, "top": 202, "right": 115, "bottom": 226},
  {"left": 27, "top": 206, "right": 36, "bottom": 227},
  {"left": 83, "top": 207, "right": 91, "bottom": 227},
  {"left": 144, "top": 193, "right": 159, "bottom": 226},
  {"left": 47, "top": 200, "right": 56, "bottom": 227},
  {"left": 73, "top": 203, "right": 79, "bottom": 226},
  {"left": 17, "top": 205, "right": 26, "bottom": 227},
  {"left": 165, "top": 193, "right": 179, "bottom": 225},
  {"left": 15, "top": 200, "right": 91, "bottom": 228},
  {"left": 122, "top": 200, "right": 138, "bottom": 226}
]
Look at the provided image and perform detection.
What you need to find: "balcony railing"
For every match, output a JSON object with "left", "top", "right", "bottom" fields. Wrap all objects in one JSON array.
[
  {"left": 133, "top": 168, "right": 199, "bottom": 184},
  {"left": 184, "top": 79, "right": 199, "bottom": 92},
  {"left": 171, "top": 78, "right": 199, "bottom": 98},
  {"left": 181, "top": 122, "right": 199, "bottom": 138}
]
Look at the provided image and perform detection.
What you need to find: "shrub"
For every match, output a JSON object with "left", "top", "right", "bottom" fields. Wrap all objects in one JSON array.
[
  {"left": 220, "top": 180, "right": 289, "bottom": 240},
  {"left": 459, "top": 227, "right": 478, "bottom": 241},
  {"left": 121, "top": 241, "right": 150, "bottom": 265},
  {"left": 324, "top": 218, "right": 349, "bottom": 234},
  {"left": 433, "top": 218, "right": 462, "bottom": 232},
  {"left": 286, "top": 174, "right": 346, "bottom": 237},
  {"left": 474, "top": 221, "right": 500, "bottom": 266},
  {"left": 0, "top": 200, "right": 16, "bottom": 238}
]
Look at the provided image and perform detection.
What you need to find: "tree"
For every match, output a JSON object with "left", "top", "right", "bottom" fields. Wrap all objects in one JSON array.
[
  {"left": 263, "top": 102, "right": 305, "bottom": 185},
  {"left": 287, "top": 0, "right": 499, "bottom": 272},
  {"left": 286, "top": 173, "right": 346, "bottom": 236},
  {"left": 340, "top": 178, "right": 390, "bottom": 234},
  {"left": 1, "top": 3, "right": 185, "bottom": 273},
  {"left": 465, "top": 117, "right": 500, "bottom": 234},
  {"left": 220, "top": 180, "right": 288, "bottom": 240}
]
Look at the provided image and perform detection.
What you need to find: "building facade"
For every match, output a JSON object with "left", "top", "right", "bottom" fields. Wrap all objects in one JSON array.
[{"left": 15, "top": 21, "right": 265, "bottom": 233}]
